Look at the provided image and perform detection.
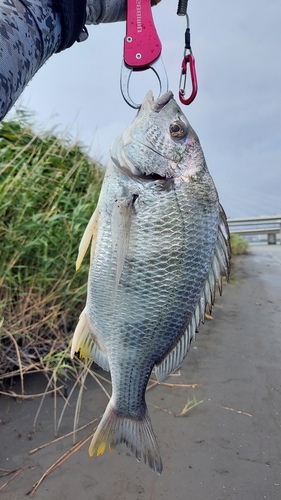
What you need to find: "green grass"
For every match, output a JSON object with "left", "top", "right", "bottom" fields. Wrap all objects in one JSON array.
[
  {"left": 230, "top": 233, "right": 249, "bottom": 256},
  {"left": 0, "top": 114, "right": 104, "bottom": 388}
]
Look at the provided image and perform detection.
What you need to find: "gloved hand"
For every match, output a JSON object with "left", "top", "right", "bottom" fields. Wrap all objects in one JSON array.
[{"left": 86, "top": 0, "right": 161, "bottom": 25}]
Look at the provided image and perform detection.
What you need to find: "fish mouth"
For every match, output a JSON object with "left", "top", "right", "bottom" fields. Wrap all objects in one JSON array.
[
  {"left": 146, "top": 90, "right": 174, "bottom": 113},
  {"left": 114, "top": 160, "right": 171, "bottom": 182}
]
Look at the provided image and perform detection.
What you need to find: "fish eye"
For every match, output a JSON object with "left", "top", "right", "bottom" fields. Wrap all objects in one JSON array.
[{"left": 169, "top": 121, "right": 187, "bottom": 139}]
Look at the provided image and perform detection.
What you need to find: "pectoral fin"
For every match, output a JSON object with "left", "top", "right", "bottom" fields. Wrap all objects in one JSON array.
[
  {"left": 76, "top": 208, "right": 99, "bottom": 270},
  {"left": 111, "top": 194, "right": 138, "bottom": 290}
]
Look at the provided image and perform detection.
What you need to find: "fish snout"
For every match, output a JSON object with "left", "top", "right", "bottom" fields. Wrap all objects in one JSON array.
[{"left": 151, "top": 91, "right": 174, "bottom": 113}]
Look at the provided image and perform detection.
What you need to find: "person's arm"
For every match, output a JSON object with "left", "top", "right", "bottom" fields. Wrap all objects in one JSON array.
[
  {"left": 0, "top": 0, "right": 62, "bottom": 120},
  {"left": 86, "top": 0, "right": 160, "bottom": 24},
  {"left": 0, "top": 0, "right": 161, "bottom": 121}
]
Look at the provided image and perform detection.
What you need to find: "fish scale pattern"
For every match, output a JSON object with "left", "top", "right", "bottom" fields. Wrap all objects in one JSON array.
[{"left": 87, "top": 159, "right": 219, "bottom": 416}]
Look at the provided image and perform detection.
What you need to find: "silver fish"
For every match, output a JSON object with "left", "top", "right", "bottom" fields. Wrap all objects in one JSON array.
[{"left": 71, "top": 91, "right": 230, "bottom": 474}]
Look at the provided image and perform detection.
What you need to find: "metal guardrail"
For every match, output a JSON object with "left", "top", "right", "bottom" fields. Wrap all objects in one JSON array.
[{"left": 227, "top": 215, "right": 281, "bottom": 245}]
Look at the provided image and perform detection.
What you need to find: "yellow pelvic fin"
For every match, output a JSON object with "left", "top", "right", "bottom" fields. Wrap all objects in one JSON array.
[{"left": 76, "top": 207, "right": 99, "bottom": 270}]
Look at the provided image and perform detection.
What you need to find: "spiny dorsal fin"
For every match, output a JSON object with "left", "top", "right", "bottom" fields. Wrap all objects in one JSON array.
[
  {"left": 154, "top": 209, "right": 231, "bottom": 382},
  {"left": 76, "top": 207, "right": 99, "bottom": 271}
]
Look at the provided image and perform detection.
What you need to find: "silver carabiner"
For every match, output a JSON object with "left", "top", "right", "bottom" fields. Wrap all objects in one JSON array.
[{"left": 120, "top": 56, "right": 169, "bottom": 109}]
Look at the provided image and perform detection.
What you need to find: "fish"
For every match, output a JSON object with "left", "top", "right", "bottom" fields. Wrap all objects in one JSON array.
[{"left": 71, "top": 90, "right": 231, "bottom": 474}]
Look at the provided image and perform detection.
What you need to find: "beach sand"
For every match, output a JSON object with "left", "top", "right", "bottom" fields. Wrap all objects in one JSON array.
[{"left": 1, "top": 244, "right": 281, "bottom": 500}]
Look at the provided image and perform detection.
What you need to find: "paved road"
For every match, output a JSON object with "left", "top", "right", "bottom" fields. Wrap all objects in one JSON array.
[{"left": 1, "top": 244, "right": 281, "bottom": 500}]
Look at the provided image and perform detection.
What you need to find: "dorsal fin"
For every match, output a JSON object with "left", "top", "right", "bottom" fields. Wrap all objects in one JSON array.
[{"left": 154, "top": 207, "right": 231, "bottom": 383}]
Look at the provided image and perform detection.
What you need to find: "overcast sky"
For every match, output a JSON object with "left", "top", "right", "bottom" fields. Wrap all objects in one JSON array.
[{"left": 8, "top": 0, "right": 281, "bottom": 218}]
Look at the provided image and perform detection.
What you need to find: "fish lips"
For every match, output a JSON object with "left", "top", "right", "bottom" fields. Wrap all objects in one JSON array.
[{"left": 144, "top": 90, "right": 174, "bottom": 113}]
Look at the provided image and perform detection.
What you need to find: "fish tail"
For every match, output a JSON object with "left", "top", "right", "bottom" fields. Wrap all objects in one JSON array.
[{"left": 88, "top": 399, "right": 163, "bottom": 474}]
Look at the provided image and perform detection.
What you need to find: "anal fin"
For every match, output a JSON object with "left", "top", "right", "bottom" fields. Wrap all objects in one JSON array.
[{"left": 70, "top": 308, "right": 109, "bottom": 372}]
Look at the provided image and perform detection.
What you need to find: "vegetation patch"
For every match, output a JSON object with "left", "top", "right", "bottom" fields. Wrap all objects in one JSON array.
[
  {"left": 230, "top": 233, "right": 249, "bottom": 256},
  {"left": 0, "top": 114, "right": 104, "bottom": 391}
]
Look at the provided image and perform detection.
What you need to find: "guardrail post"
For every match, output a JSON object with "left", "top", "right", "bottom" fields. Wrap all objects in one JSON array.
[{"left": 268, "top": 233, "right": 276, "bottom": 245}]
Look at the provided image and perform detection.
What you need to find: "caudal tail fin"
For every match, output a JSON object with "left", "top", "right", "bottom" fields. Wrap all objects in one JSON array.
[{"left": 88, "top": 399, "right": 163, "bottom": 474}]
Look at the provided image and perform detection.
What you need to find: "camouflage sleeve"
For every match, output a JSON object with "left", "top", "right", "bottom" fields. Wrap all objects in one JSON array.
[
  {"left": 86, "top": 0, "right": 127, "bottom": 24},
  {"left": 0, "top": 0, "right": 62, "bottom": 121}
]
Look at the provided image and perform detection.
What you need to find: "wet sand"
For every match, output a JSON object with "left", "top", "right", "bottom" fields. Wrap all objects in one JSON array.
[{"left": 1, "top": 244, "right": 281, "bottom": 500}]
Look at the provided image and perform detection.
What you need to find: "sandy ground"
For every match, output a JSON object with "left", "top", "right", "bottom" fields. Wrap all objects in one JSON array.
[{"left": 1, "top": 244, "right": 281, "bottom": 500}]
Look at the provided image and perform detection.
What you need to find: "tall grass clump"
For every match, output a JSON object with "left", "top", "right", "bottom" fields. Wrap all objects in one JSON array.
[
  {"left": 0, "top": 115, "right": 104, "bottom": 389},
  {"left": 230, "top": 233, "right": 249, "bottom": 256}
]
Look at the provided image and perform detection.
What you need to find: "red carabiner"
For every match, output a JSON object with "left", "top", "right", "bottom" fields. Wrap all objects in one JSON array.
[{"left": 179, "top": 53, "right": 198, "bottom": 105}]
